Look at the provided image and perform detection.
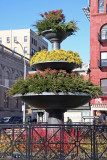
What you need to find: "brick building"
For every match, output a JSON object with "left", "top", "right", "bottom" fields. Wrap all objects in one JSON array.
[{"left": 83, "top": 0, "right": 107, "bottom": 116}]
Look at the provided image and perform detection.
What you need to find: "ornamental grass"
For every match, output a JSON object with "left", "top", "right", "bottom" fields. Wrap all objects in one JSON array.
[
  {"left": 30, "top": 49, "right": 82, "bottom": 66},
  {"left": 8, "top": 69, "right": 102, "bottom": 98}
]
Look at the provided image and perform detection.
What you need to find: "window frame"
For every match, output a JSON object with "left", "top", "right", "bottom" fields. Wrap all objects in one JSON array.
[
  {"left": 38, "top": 46, "right": 41, "bottom": 51},
  {"left": 32, "top": 38, "right": 33, "bottom": 44},
  {"left": 100, "top": 51, "right": 107, "bottom": 67},
  {"left": 0, "top": 37, "right": 2, "bottom": 44},
  {"left": 35, "top": 40, "right": 37, "bottom": 46},
  {"left": 42, "top": 46, "right": 46, "bottom": 49},
  {"left": 100, "top": 24, "right": 107, "bottom": 41},
  {"left": 24, "top": 47, "right": 27, "bottom": 53},
  {"left": 24, "top": 36, "right": 27, "bottom": 42},
  {"left": 14, "top": 36, "right": 17, "bottom": 43},
  {"left": 14, "top": 47, "right": 17, "bottom": 52},
  {"left": 7, "top": 37, "right": 10, "bottom": 43},
  {"left": 100, "top": 79, "right": 107, "bottom": 94},
  {"left": 31, "top": 48, "right": 36, "bottom": 56},
  {"left": 98, "top": 0, "right": 104, "bottom": 13}
]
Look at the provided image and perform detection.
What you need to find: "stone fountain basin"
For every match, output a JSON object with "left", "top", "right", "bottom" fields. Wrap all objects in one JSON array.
[
  {"left": 14, "top": 92, "right": 91, "bottom": 110},
  {"left": 41, "top": 29, "right": 71, "bottom": 43},
  {"left": 31, "top": 61, "right": 79, "bottom": 72}
]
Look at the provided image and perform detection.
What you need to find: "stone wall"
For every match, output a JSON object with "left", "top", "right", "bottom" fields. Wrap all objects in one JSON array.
[{"left": 0, "top": 44, "right": 31, "bottom": 119}]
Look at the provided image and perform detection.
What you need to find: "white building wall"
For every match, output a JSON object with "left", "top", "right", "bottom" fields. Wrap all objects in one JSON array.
[{"left": 0, "top": 29, "right": 48, "bottom": 59}]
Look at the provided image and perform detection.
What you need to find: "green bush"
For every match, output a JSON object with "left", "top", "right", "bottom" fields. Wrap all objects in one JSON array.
[{"left": 9, "top": 69, "right": 102, "bottom": 98}]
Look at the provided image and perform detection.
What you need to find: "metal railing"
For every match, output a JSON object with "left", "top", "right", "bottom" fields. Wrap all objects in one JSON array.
[{"left": 0, "top": 123, "right": 106, "bottom": 160}]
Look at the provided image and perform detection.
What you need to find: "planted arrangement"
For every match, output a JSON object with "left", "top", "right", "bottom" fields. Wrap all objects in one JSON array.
[
  {"left": 30, "top": 49, "right": 82, "bottom": 66},
  {"left": 33, "top": 9, "right": 78, "bottom": 35},
  {"left": 9, "top": 69, "right": 102, "bottom": 98},
  {"left": 8, "top": 9, "right": 102, "bottom": 126}
]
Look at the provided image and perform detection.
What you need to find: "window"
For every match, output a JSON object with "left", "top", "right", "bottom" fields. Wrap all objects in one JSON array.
[
  {"left": 42, "top": 46, "right": 46, "bottom": 49},
  {"left": 0, "top": 37, "right": 2, "bottom": 44},
  {"left": 4, "top": 90, "right": 9, "bottom": 108},
  {"left": 101, "top": 52, "right": 107, "bottom": 67},
  {"left": 34, "top": 39, "right": 35, "bottom": 45},
  {"left": 32, "top": 38, "right": 33, "bottom": 44},
  {"left": 15, "top": 74, "right": 19, "bottom": 80},
  {"left": 5, "top": 71, "right": 9, "bottom": 88},
  {"left": 31, "top": 48, "right": 36, "bottom": 56},
  {"left": 38, "top": 47, "right": 41, "bottom": 51},
  {"left": 14, "top": 47, "right": 17, "bottom": 52},
  {"left": 14, "top": 74, "right": 19, "bottom": 83},
  {"left": 101, "top": 24, "right": 107, "bottom": 40},
  {"left": 101, "top": 79, "right": 107, "bottom": 94},
  {"left": 24, "top": 47, "right": 27, "bottom": 53},
  {"left": 24, "top": 36, "right": 27, "bottom": 42},
  {"left": 35, "top": 40, "right": 37, "bottom": 46},
  {"left": 33, "top": 39, "right": 37, "bottom": 46},
  {"left": 15, "top": 98, "right": 19, "bottom": 108},
  {"left": 7, "top": 37, "right": 10, "bottom": 43},
  {"left": 14, "top": 37, "right": 17, "bottom": 42},
  {"left": 98, "top": 0, "right": 104, "bottom": 13}
]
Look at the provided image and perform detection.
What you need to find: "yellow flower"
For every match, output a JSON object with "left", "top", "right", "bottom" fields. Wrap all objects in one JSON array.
[{"left": 30, "top": 49, "right": 82, "bottom": 66}]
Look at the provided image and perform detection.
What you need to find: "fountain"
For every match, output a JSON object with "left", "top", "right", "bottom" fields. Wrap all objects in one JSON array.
[
  {"left": 10, "top": 10, "right": 101, "bottom": 125},
  {"left": 15, "top": 31, "right": 91, "bottom": 125}
]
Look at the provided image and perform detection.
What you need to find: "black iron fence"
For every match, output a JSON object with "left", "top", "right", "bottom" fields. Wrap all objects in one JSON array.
[{"left": 0, "top": 123, "right": 106, "bottom": 160}]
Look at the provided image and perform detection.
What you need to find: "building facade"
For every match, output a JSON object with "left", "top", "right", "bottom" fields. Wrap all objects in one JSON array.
[
  {"left": 0, "top": 29, "right": 48, "bottom": 59},
  {"left": 84, "top": 0, "right": 107, "bottom": 116},
  {"left": 0, "top": 44, "right": 31, "bottom": 118}
]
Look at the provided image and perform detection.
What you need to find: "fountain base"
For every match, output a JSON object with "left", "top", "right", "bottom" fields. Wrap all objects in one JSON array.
[{"left": 46, "top": 109, "right": 66, "bottom": 124}]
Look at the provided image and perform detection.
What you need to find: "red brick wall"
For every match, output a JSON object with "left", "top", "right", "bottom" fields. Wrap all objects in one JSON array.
[{"left": 90, "top": 0, "right": 107, "bottom": 85}]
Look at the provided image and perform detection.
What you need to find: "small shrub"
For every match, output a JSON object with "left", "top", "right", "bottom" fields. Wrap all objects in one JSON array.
[{"left": 8, "top": 69, "right": 102, "bottom": 98}]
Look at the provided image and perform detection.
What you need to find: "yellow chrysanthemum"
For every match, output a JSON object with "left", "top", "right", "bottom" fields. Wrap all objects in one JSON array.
[{"left": 30, "top": 49, "right": 82, "bottom": 66}]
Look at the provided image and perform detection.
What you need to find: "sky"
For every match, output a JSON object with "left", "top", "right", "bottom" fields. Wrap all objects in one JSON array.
[{"left": 0, "top": 0, "right": 90, "bottom": 63}]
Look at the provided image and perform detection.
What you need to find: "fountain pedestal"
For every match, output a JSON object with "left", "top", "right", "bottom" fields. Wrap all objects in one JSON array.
[
  {"left": 41, "top": 29, "right": 71, "bottom": 50},
  {"left": 15, "top": 92, "right": 91, "bottom": 125},
  {"left": 46, "top": 109, "right": 66, "bottom": 124}
]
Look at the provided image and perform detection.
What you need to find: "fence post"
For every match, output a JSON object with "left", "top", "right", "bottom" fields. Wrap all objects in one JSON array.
[
  {"left": 11, "top": 126, "right": 14, "bottom": 159},
  {"left": 28, "top": 124, "right": 31, "bottom": 160},
  {"left": 60, "top": 125, "right": 64, "bottom": 159},
  {"left": 92, "top": 124, "right": 97, "bottom": 160}
]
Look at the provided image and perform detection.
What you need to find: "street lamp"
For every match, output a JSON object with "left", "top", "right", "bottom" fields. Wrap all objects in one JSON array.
[
  {"left": 15, "top": 41, "right": 26, "bottom": 123},
  {"left": 15, "top": 41, "right": 26, "bottom": 80}
]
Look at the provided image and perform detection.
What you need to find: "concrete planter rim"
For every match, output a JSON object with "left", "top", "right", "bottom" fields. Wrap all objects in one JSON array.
[
  {"left": 41, "top": 29, "right": 71, "bottom": 34},
  {"left": 31, "top": 61, "right": 79, "bottom": 72},
  {"left": 14, "top": 92, "right": 91, "bottom": 97},
  {"left": 14, "top": 92, "right": 91, "bottom": 110},
  {"left": 41, "top": 29, "right": 71, "bottom": 43}
]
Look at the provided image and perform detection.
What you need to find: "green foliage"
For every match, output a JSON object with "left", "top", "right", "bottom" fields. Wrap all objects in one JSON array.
[
  {"left": 33, "top": 9, "right": 78, "bottom": 35},
  {"left": 34, "top": 20, "right": 78, "bottom": 36},
  {"left": 8, "top": 69, "right": 102, "bottom": 98}
]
